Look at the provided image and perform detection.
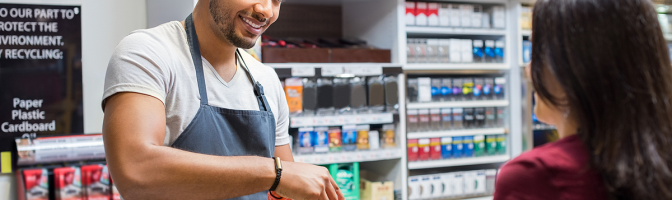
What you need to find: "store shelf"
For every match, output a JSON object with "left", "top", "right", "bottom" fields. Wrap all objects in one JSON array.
[
  {"left": 268, "top": 63, "right": 403, "bottom": 78},
  {"left": 408, "top": 128, "right": 506, "bottom": 139},
  {"left": 407, "top": 100, "right": 509, "bottom": 109},
  {"left": 266, "top": 63, "right": 401, "bottom": 68},
  {"left": 408, "top": 155, "right": 510, "bottom": 169},
  {"left": 403, "top": 63, "right": 509, "bottom": 71},
  {"left": 406, "top": 26, "right": 507, "bottom": 36},
  {"left": 289, "top": 113, "right": 394, "bottom": 128},
  {"left": 294, "top": 148, "right": 402, "bottom": 165},
  {"left": 533, "top": 124, "right": 556, "bottom": 131},
  {"left": 463, "top": 196, "right": 494, "bottom": 200},
  {"left": 521, "top": 29, "right": 532, "bottom": 37},
  {"left": 666, "top": 33, "right": 672, "bottom": 41}
]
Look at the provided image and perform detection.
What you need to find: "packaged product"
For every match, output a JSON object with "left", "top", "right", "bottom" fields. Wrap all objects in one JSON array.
[
  {"left": 497, "top": 135, "right": 507, "bottom": 155},
  {"left": 430, "top": 108, "right": 442, "bottom": 131},
  {"left": 342, "top": 125, "right": 358, "bottom": 151},
  {"left": 408, "top": 139, "right": 419, "bottom": 162},
  {"left": 418, "top": 138, "right": 431, "bottom": 161},
  {"left": 463, "top": 136, "right": 474, "bottom": 157},
  {"left": 356, "top": 125, "right": 370, "bottom": 150},
  {"left": 474, "top": 135, "right": 486, "bottom": 157},
  {"left": 328, "top": 127, "right": 342, "bottom": 152},
  {"left": 452, "top": 136, "right": 464, "bottom": 158},
  {"left": 328, "top": 163, "right": 360, "bottom": 200},
  {"left": 441, "top": 137, "right": 453, "bottom": 159},
  {"left": 22, "top": 168, "right": 49, "bottom": 200},
  {"left": 284, "top": 78, "right": 303, "bottom": 113},
  {"left": 54, "top": 166, "right": 83, "bottom": 200},
  {"left": 81, "top": 164, "right": 110, "bottom": 200},
  {"left": 441, "top": 108, "right": 452, "bottom": 130},
  {"left": 298, "top": 127, "right": 314, "bottom": 154},
  {"left": 430, "top": 138, "right": 442, "bottom": 160},
  {"left": 381, "top": 124, "right": 396, "bottom": 148},
  {"left": 313, "top": 127, "right": 329, "bottom": 153}
]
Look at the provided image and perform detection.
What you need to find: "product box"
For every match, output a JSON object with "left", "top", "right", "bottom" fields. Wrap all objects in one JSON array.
[
  {"left": 463, "top": 171, "right": 477, "bottom": 195},
  {"left": 405, "top": 2, "right": 416, "bottom": 26},
  {"left": 407, "top": 39, "right": 417, "bottom": 63},
  {"left": 430, "top": 138, "right": 442, "bottom": 160},
  {"left": 418, "top": 77, "right": 432, "bottom": 102},
  {"left": 431, "top": 175, "right": 443, "bottom": 198},
  {"left": 284, "top": 78, "right": 303, "bottom": 113},
  {"left": 369, "top": 130, "right": 380, "bottom": 150},
  {"left": 452, "top": 172, "right": 464, "bottom": 196},
  {"left": 329, "top": 127, "right": 342, "bottom": 152},
  {"left": 494, "top": 77, "right": 506, "bottom": 100},
  {"left": 497, "top": 135, "right": 507, "bottom": 154},
  {"left": 463, "top": 108, "right": 475, "bottom": 128},
  {"left": 342, "top": 125, "right": 358, "bottom": 151},
  {"left": 381, "top": 124, "right": 396, "bottom": 148},
  {"left": 81, "top": 164, "right": 110, "bottom": 200},
  {"left": 426, "top": 39, "right": 440, "bottom": 63},
  {"left": 418, "top": 138, "right": 431, "bottom": 161},
  {"left": 54, "top": 166, "right": 83, "bottom": 200},
  {"left": 407, "top": 109, "right": 419, "bottom": 132},
  {"left": 472, "top": 5, "right": 483, "bottom": 28},
  {"left": 430, "top": 108, "right": 442, "bottom": 131},
  {"left": 415, "top": 39, "right": 427, "bottom": 63},
  {"left": 314, "top": 127, "right": 330, "bottom": 153},
  {"left": 452, "top": 136, "right": 463, "bottom": 158},
  {"left": 463, "top": 136, "right": 474, "bottom": 157},
  {"left": 473, "top": 78, "right": 483, "bottom": 100},
  {"left": 439, "top": 39, "right": 451, "bottom": 63},
  {"left": 486, "top": 169, "right": 497, "bottom": 194},
  {"left": 449, "top": 39, "right": 462, "bottom": 63},
  {"left": 476, "top": 170, "right": 487, "bottom": 194},
  {"left": 460, "top": 4, "right": 473, "bottom": 27},
  {"left": 262, "top": 47, "right": 330, "bottom": 63},
  {"left": 441, "top": 108, "right": 452, "bottom": 130},
  {"left": 496, "top": 107, "right": 506, "bottom": 126},
  {"left": 427, "top": 3, "right": 439, "bottom": 26},
  {"left": 416, "top": 2, "right": 428, "bottom": 26},
  {"left": 495, "top": 40, "right": 505, "bottom": 63},
  {"left": 441, "top": 78, "right": 452, "bottom": 100},
  {"left": 330, "top": 48, "right": 391, "bottom": 63},
  {"left": 419, "top": 176, "right": 433, "bottom": 199},
  {"left": 450, "top": 4, "right": 461, "bottom": 27},
  {"left": 486, "top": 135, "right": 497, "bottom": 155},
  {"left": 483, "top": 78, "right": 494, "bottom": 100},
  {"left": 482, "top": 12, "right": 491, "bottom": 29},
  {"left": 485, "top": 40, "right": 496, "bottom": 62},
  {"left": 408, "top": 176, "right": 421, "bottom": 200},
  {"left": 473, "top": 40, "right": 484, "bottom": 63},
  {"left": 22, "top": 168, "right": 49, "bottom": 200},
  {"left": 360, "top": 178, "right": 393, "bottom": 200},
  {"left": 474, "top": 135, "right": 485, "bottom": 157},
  {"left": 441, "top": 173, "right": 454, "bottom": 197},
  {"left": 491, "top": 6, "right": 506, "bottom": 29},
  {"left": 485, "top": 107, "right": 496, "bottom": 127},
  {"left": 441, "top": 137, "right": 452, "bottom": 159},
  {"left": 461, "top": 39, "right": 474, "bottom": 63},
  {"left": 452, "top": 79, "right": 463, "bottom": 101},
  {"left": 329, "top": 163, "right": 360, "bottom": 200},
  {"left": 439, "top": 4, "right": 451, "bottom": 27},
  {"left": 523, "top": 40, "right": 532, "bottom": 63},
  {"left": 408, "top": 139, "right": 419, "bottom": 162},
  {"left": 298, "top": 127, "right": 315, "bottom": 154},
  {"left": 475, "top": 107, "right": 486, "bottom": 127},
  {"left": 418, "top": 109, "right": 430, "bottom": 132},
  {"left": 452, "top": 108, "right": 464, "bottom": 129}
]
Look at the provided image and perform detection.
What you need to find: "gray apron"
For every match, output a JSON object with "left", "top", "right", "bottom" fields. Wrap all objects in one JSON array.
[{"left": 170, "top": 14, "right": 276, "bottom": 200}]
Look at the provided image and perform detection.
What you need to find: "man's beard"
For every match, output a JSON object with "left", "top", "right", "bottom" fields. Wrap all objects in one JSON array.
[{"left": 209, "top": 0, "right": 256, "bottom": 49}]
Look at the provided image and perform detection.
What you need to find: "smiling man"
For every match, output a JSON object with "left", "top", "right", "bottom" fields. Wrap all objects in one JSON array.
[{"left": 101, "top": 0, "right": 343, "bottom": 200}]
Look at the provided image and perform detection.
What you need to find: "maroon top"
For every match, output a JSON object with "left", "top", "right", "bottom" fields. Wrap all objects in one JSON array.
[{"left": 494, "top": 135, "right": 608, "bottom": 200}]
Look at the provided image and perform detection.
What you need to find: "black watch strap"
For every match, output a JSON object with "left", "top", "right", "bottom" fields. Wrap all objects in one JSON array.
[{"left": 269, "top": 157, "right": 282, "bottom": 191}]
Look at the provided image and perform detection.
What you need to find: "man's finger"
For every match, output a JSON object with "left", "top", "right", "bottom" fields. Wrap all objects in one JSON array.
[
  {"left": 329, "top": 176, "right": 345, "bottom": 200},
  {"left": 325, "top": 179, "right": 338, "bottom": 200}
]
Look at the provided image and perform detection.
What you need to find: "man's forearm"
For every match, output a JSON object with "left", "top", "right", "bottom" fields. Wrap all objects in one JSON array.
[{"left": 106, "top": 144, "right": 276, "bottom": 199}]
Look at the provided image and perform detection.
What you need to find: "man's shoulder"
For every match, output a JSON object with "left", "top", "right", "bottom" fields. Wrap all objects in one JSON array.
[{"left": 115, "top": 21, "right": 184, "bottom": 54}]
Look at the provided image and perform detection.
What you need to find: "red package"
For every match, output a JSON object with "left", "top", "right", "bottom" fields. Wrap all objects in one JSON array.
[
  {"left": 81, "top": 164, "right": 110, "bottom": 200},
  {"left": 418, "top": 138, "right": 430, "bottom": 161},
  {"left": 22, "top": 169, "right": 49, "bottom": 200},
  {"left": 54, "top": 167, "right": 83, "bottom": 200},
  {"left": 407, "top": 139, "right": 419, "bottom": 162},
  {"left": 430, "top": 138, "right": 442, "bottom": 160}
]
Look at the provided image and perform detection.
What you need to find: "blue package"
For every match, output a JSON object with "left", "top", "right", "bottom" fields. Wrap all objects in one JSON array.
[
  {"left": 452, "top": 136, "right": 464, "bottom": 158},
  {"left": 473, "top": 40, "right": 484, "bottom": 63},
  {"left": 483, "top": 78, "right": 493, "bottom": 99},
  {"left": 313, "top": 127, "right": 330, "bottom": 153},
  {"left": 298, "top": 127, "right": 315, "bottom": 154},
  {"left": 523, "top": 40, "right": 532, "bottom": 63},
  {"left": 485, "top": 40, "right": 496, "bottom": 62},
  {"left": 441, "top": 137, "right": 452, "bottom": 159},
  {"left": 494, "top": 77, "right": 506, "bottom": 99},
  {"left": 495, "top": 40, "right": 505, "bottom": 63},
  {"left": 463, "top": 136, "right": 474, "bottom": 157},
  {"left": 342, "top": 125, "right": 358, "bottom": 151}
]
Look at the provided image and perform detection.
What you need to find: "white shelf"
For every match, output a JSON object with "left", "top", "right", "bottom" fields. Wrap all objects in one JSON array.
[
  {"left": 294, "top": 148, "right": 402, "bottom": 165},
  {"left": 408, "top": 155, "right": 510, "bottom": 169},
  {"left": 407, "top": 100, "right": 509, "bottom": 109},
  {"left": 665, "top": 33, "right": 672, "bottom": 41},
  {"left": 521, "top": 29, "right": 532, "bottom": 37},
  {"left": 408, "top": 128, "right": 506, "bottom": 139},
  {"left": 403, "top": 63, "right": 509, "bottom": 71},
  {"left": 290, "top": 113, "right": 394, "bottom": 128},
  {"left": 265, "top": 63, "right": 400, "bottom": 68},
  {"left": 406, "top": 26, "right": 507, "bottom": 36},
  {"left": 463, "top": 196, "right": 494, "bottom": 200},
  {"left": 533, "top": 124, "right": 556, "bottom": 131}
]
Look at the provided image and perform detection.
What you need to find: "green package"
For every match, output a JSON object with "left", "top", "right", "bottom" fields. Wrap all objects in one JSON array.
[
  {"left": 486, "top": 135, "right": 497, "bottom": 155},
  {"left": 329, "top": 162, "right": 359, "bottom": 200},
  {"left": 473, "top": 135, "right": 485, "bottom": 157},
  {"left": 497, "top": 135, "right": 507, "bottom": 155}
]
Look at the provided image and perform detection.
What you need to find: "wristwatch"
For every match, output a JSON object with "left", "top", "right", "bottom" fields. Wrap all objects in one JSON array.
[{"left": 269, "top": 157, "right": 283, "bottom": 192}]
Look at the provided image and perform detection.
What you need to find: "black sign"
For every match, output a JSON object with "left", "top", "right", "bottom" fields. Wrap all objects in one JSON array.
[{"left": 0, "top": 3, "right": 83, "bottom": 172}]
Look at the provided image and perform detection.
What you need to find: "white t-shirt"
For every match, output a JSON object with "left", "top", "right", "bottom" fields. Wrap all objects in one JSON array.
[{"left": 103, "top": 21, "right": 289, "bottom": 146}]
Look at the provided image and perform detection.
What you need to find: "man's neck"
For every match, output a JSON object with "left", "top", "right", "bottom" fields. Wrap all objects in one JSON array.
[{"left": 189, "top": 2, "right": 238, "bottom": 82}]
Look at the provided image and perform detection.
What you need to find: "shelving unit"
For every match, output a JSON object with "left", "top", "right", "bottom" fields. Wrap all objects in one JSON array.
[
  {"left": 408, "top": 155, "right": 510, "bottom": 169},
  {"left": 407, "top": 100, "right": 510, "bottom": 109},
  {"left": 403, "top": 63, "right": 509, "bottom": 71},
  {"left": 294, "top": 148, "right": 403, "bottom": 165},
  {"left": 289, "top": 113, "right": 394, "bottom": 128},
  {"left": 408, "top": 128, "right": 506, "bottom": 139},
  {"left": 406, "top": 27, "right": 507, "bottom": 36}
]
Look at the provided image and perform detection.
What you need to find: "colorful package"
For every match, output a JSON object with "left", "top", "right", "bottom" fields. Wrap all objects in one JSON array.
[
  {"left": 486, "top": 135, "right": 497, "bottom": 155},
  {"left": 54, "top": 166, "right": 83, "bottom": 200},
  {"left": 284, "top": 78, "right": 303, "bottom": 113},
  {"left": 328, "top": 127, "right": 342, "bottom": 152},
  {"left": 441, "top": 137, "right": 452, "bottom": 159},
  {"left": 342, "top": 125, "right": 358, "bottom": 151},
  {"left": 463, "top": 136, "right": 474, "bottom": 157},
  {"left": 452, "top": 136, "right": 464, "bottom": 158},
  {"left": 408, "top": 139, "right": 419, "bottom": 162},
  {"left": 356, "top": 125, "right": 370, "bottom": 150},
  {"left": 23, "top": 168, "right": 49, "bottom": 200},
  {"left": 418, "top": 138, "right": 431, "bottom": 161},
  {"left": 81, "top": 164, "right": 110, "bottom": 200},
  {"left": 474, "top": 135, "right": 485, "bottom": 157},
  {"left": 298, "top": 127, "right": 314, "bottom": 154},
  {"left": 430, "top": 138, "right": 442, "bottom": 160},
  {"left": 313, "top": 127, "right": 329, "bottom": 153},
  {"left": 381, "top": 124, "right": 396, "bottom": 148}
]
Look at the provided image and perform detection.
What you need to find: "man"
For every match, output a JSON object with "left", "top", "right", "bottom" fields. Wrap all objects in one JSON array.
[{"left": 102, "top": 0, "right": 344, "bottom": 199}]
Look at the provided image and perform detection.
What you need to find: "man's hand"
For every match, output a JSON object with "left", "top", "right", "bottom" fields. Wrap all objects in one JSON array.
[{"left": 275, "top": 162, "right": 345, "bottom": 200}]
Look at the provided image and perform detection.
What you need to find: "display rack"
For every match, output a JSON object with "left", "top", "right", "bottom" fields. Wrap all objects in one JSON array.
[
  {"left": 403, "top": 63, "right": 509, "bottom": 71},
  {"left": 294, "top": 148, "right": 403, "bottom": 165},
  {"left": 408, "top": 128, "right": 506, "bottom": 139},
  {"left": 407, "top": 100, "right": 510, "bottom": 109},
  {"left": 408, "top": 155, "right": 510, "bottom": 169},
  {"left": 406, "top": 27, "right": 507, "bottom": 36}
]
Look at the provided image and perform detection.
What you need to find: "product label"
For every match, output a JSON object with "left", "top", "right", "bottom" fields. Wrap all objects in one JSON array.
[
  {"left": 405, "top": 2, "right": 416, "bottom": 26},
  {"left": 427, "top": 3, "right": 439, "bottom": 26},
  {"left": 416, "top": 2, "right": 428, "bottom": 26}
]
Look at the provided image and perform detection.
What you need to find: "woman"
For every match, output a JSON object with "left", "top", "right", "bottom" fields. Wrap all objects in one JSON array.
[{"left": 494, "top": 0, "right": 672, "bottom": 199}]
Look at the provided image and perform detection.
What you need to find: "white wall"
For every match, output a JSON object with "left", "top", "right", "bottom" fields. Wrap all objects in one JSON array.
[
  {"left": 146, "top": 0, "right": 194, "bottom": 28},
  {"left": 0, "top": 0, "right": 147, "bottom": 199}
]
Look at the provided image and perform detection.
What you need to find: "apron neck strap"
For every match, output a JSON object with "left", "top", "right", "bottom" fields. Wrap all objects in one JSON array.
[{"left": 185, "top": 14, "right": 270, "bottom": 111}]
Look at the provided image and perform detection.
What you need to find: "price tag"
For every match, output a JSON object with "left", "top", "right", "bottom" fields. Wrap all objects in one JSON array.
[
  {"left": 326, "top": 116, "right": 339, "bottom": 125},
  {"left": 361, "top": 153, "right": 370, "bottom": 160},
  {"left": 358, "top": 66, "right": 383, "bottom": 76},
  {"left": 321, "top": 66, "right": 344, "bottom": 76},
  {"left": 343, "top": 115, "right": 357, "bottom": 124},
  {"left": 291, "top": 66, "right": 315, "bottom": 77},
  {"left": 332, "top": 155, "right": 342, "bottom": 162}
]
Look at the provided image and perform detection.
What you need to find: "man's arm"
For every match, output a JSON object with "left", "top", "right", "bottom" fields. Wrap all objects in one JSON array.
[{"left": 103, "top": 92, "right": 343, "bottom": 200}]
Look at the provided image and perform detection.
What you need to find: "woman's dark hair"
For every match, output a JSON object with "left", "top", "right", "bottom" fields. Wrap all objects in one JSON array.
[{"left": 531, "top": 0, "right": 672, "bottom": 199}]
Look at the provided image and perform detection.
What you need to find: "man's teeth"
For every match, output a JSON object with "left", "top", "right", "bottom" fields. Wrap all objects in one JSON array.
[{"left": 243, "top": 18, "right": 262, "bottom": 29}]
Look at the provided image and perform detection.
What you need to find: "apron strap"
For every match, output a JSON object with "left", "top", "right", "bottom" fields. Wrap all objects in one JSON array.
[
  {"left": 185, "top": 14, "right": 209, "bottom": 105},
  {"left": 236, "top": 50, "right": 271, "bottom": 112}
]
